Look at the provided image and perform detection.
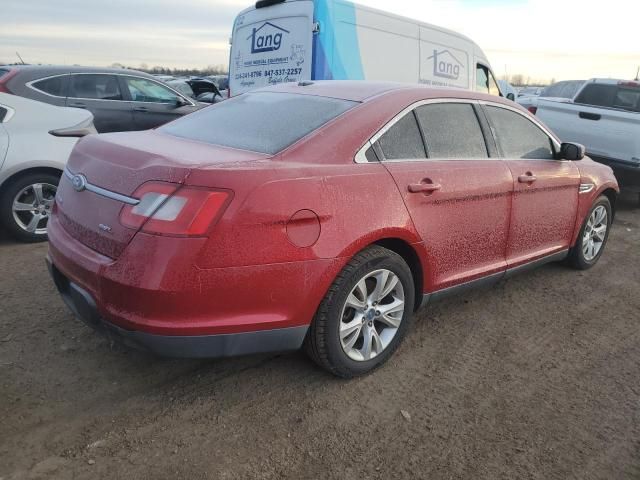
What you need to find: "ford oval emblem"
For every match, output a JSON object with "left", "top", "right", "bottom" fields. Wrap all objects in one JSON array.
[{"left": 71, "top": 174, "right": 87, "bottom": 192}]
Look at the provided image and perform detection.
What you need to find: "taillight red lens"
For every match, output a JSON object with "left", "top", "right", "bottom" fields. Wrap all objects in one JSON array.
[
  {"left": 0, "top": 68, "right": 18, "bottom": 93},
  {"left": 528, "top": 106, "right": 538, "bottom": 115},
  {"left": 120, "top": 182, "right": 230, "bottom": 236}
]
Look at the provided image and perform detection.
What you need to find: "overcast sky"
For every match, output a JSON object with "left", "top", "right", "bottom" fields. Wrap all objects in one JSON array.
[{"left": 2, "top": 0, "right": 639, "bottom": 82}]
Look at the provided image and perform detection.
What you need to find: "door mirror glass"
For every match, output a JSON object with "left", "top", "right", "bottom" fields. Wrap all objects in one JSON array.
[{"left": 560, "top": 142, "right": 585, "bottom": 161}]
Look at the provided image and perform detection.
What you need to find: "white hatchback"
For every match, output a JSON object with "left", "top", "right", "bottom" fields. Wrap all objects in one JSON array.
[{"left": 0, "top": 93, "right": 96, "bottom": 242}]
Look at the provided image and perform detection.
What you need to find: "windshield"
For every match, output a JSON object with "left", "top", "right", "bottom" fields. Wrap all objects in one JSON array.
[{"left": 160, "top": 92, "right": 357, "bottom": 154}]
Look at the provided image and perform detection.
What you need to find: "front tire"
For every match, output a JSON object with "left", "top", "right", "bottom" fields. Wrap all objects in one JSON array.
[
  {"left": 0, "top": 172, "right": 59, "bottom": 243},
  {"left": 305, "top": 245, "right": 415, "bottom": 378},
  {"left": 568, "top": 195, "right": 612, "bottom": 270}
]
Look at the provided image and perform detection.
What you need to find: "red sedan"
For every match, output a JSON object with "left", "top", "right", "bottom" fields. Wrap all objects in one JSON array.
[{"left": 47, "top": 81, "right": 619, "bottom": 377}]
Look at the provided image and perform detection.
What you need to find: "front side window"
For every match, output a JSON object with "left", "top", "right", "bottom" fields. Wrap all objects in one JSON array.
[
  {"left": 476, "top": 65, "right": 501, "bottom": 96},
  {"left": 486, "top": 106, "right": 555, "bottom": 160},
  {"left": 125, "top": 77, "right": 180, "bottom": 103},
  {"left": 68, "top": 74, "right": 122, "bottom": 100},
  {"left": 377, "top": 113, "right": 426, "bottom": 160},
  {"left": 575, "top": 84, "right": 617, "bottom": 108},
  {"left": 0, "top": 106, "right": 7, "bottom": 122},
  {"left": 415, "top": 103, "right": 488, "bottom": 159},
  {"left": 32, "top": 75, "right": 67, "bottom": 97},
  {"left": 161, "top": 92, "right": 356, "bottom": 155}
]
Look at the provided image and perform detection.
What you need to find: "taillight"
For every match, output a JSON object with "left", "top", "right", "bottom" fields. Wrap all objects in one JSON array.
[
  {"left": 528, "top": 106, "right": 538, "bottom": 115},
  {"left": 0, "top": 68, "right": 18, "bottom": 93},
  {"left": 120, "top": 182, "right": 231, "bottom": 236}
]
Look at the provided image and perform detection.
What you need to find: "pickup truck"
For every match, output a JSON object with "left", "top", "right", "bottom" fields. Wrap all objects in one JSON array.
[{"left": 536, "top": 79, "right": 640, "bottom": 190}]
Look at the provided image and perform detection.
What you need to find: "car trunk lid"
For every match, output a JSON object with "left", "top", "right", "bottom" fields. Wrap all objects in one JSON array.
[{"left": 55, "top": 131, "right": 269, "bottom": 258}]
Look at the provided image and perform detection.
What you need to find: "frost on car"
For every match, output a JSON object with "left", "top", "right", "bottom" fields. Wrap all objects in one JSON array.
[{"left": 47, "top": 81, "right": 618, "bottom": 377}]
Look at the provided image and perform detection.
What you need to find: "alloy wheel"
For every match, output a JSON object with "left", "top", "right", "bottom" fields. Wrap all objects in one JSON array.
[
  {"left": 339, "top": 269, "right": 406, "bottom": 362},
  {"left": 582, "top": 205, "right": 608, "bottom": 261},
  {"left": 12, "top": 183, "right": 57, "bottom": 235}
]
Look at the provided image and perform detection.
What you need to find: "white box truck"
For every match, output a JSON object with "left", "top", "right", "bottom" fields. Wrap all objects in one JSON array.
[{"left": 229, "top": 0, "right": 503, "bottom": 98}]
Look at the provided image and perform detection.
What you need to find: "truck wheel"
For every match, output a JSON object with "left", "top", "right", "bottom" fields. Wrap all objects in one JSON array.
[
  {"left": 568, "top": 195, "right": 612, "bottom": 270},
  {"left": 305, "top": 245, "right": 415, "bottom": 378},
  {"left": 0, "top": 172, "right": 60, "bottom": 243}
]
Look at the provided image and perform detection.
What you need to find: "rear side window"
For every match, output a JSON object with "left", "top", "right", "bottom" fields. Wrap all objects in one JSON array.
[
  {"left": 486, "top": 106, "right": 554, "bottom": 160},
  {"left": 0, "top": 106, "right": 7, "bottom": 122},
  {"left": 415, "top": 103, "right": 488, "bottom": 159},
  {"left": 32, "top": 76, "right": 67, "bottom": 97},
  {"left": 68, "top": 74, "right": 122, "bottom": 100},
  {"left": 161, "top": 92, "right": 357, "bottom": 155},
  {"left": 377, "top": 113, "right": 426, "bottom": 160},
  {"left": 575, "top": 84, "right": 617, "bottom": 108}
]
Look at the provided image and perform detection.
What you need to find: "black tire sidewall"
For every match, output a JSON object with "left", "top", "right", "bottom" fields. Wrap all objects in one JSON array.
[
  {"left": 323, "top": 250, "right": 415, "bottom": 377},
  {"left": 0, "top": 172, "right": 60, "bottom": 243},
  {"left": 572, "top": 196, "right": 612, "bottom": 269}
]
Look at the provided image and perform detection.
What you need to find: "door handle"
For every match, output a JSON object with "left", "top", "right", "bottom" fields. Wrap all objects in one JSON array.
[
  {"left": 408, "top": 181, "right": 441, "bottom": 193},
  {"left": 69, "top": 103, "right": 86, "bottom": 109},
  {"left": 518, "top": 173, "right": 537, "bottom": 183},
  {"left": 133, "top": 107, "right": 149, "bottom": 112},
  {"left": 579, "top": 112, "right": 601, "bottom": 121}
]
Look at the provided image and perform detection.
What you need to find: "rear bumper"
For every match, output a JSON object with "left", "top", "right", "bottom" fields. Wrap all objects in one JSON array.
[
  {"left": 47, "top": 256, "right": 308, "bottom": 358},
  {"left": 46, "top": 212, "right": 347, "bottom": 358}
]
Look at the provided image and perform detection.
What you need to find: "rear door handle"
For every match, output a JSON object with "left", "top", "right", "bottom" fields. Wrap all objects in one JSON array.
[
  {"left": 518, "top": 173, "right": 537, "bottom": 183},
  {"left": 579, "top": 112, "right": 601, "bottom": 121},
  {"left": 133, "top": 106, "right": 149, "bottom": 112},
  {"left": 408, "top": 182, "right": 441, "bottom": 193},
  {"left": 69, "top": 102, "right": 86, "bottom": 109}
]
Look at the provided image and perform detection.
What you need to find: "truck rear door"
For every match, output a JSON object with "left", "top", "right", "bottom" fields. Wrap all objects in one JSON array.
[{"left": 229, "top": 0, "right": 314, "bottom": 96}]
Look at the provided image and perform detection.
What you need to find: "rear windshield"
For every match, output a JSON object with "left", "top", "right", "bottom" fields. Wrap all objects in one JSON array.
[
  {"left": 160, "top": 92, "right": 357, "bottom": 154},
  {"left": 0, "top": 68, "right": 10, "bottom": 79}
]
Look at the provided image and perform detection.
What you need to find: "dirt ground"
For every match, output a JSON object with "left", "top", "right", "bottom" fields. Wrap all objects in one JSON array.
[{"left": 1, "top": 193, "right": 639, "bottom": 480}]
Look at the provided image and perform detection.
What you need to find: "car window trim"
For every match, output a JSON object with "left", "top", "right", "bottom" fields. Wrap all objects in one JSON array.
[
  {"left": 478, "top": 100, "right": 562, "bottom": 159},
  {"left": 354, "top": 98, "right": 495, "bottom": 164},
  {"left": 26, "top": 72, "right": 195, "bottom": 106},
  {"left": 26, "top": 73, "right": 70, "bottom": 99}
]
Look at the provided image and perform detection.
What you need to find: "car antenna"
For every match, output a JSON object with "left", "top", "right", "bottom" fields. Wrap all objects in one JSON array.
[
  {"left": 635, "top": 66, "right": 640, "bottom": 81},
  {"left": 16, "top": 51, "right": 26, "bottom": 65}
]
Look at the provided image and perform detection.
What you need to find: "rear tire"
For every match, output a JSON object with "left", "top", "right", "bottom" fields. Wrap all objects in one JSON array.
[
  {"left": 0, "top": 172, "right": 60, "bottom": 243},
  {"left": 305, "top": 245, "right": 415, "bottom": 378},
  {"left": 568, "top": 195, "right": 612, "bottom": 270}
]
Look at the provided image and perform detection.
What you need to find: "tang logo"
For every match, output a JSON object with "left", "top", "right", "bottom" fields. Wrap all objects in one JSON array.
[
  {"left": 428, "top": 49, "right": 464, "bottom": 80},
  {"left": 248, "top": 22, "right": 289, "bottom": 54}
]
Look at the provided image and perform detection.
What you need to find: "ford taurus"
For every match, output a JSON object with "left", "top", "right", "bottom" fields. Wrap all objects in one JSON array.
[{"left": 46, "top": 81, "right": 619, "bottom": 377}]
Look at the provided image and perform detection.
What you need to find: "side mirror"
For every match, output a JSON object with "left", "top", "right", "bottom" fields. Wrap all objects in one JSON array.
[
  {"left": 506, "top": 93, "right": 515, "bottom": 101},
  {"left": 560, "top": 142, "right": 586, "bottom": 161}
]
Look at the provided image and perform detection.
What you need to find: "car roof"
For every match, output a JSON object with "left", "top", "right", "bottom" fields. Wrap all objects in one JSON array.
[
  {"left": 255, "top": 80, "right": 514, "bottom": 106},
  {"left": 6, "top": 64, "right": 155, "bottom": 79}
]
